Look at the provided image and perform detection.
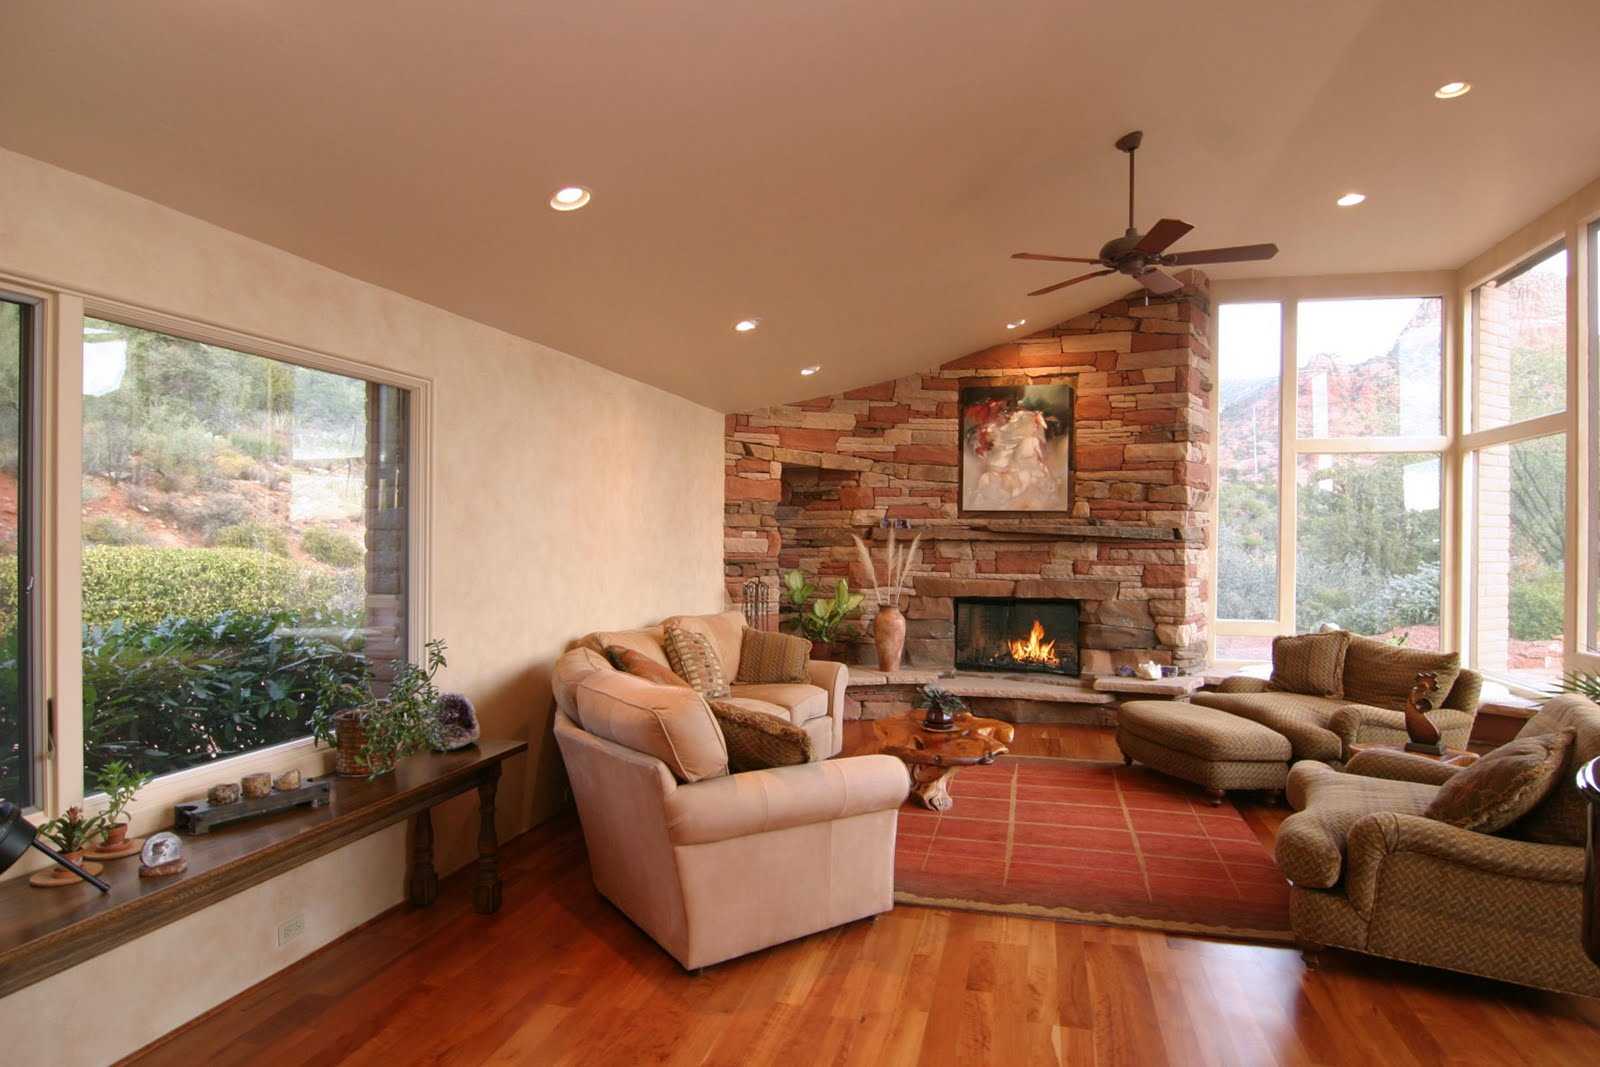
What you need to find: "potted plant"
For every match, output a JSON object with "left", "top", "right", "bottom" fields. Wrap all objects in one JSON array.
[
  {"left": 782, "top": 570, "right": 864, "bottom": 661},
  {"left": 40, "top": 806, "right": 107, "bottom": 866},
  {"left": 311, "top": 640, "right": 449, "bottom": 778},
  {"left": 93, "top": 760, "right": 153, "bottom": 847},
  {"left": 915, "top": 684, "right": 968, "bottom": 730}
]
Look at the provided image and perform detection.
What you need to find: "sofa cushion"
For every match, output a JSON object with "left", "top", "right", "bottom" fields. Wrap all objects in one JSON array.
[
  {"left": 727, "top": 682, "right": 829, "bottom": 725},
  {"left": 1341, "top": 635, "right": 1460, "bottom": 712},
  {"left": 605, "top": 645, "right": 689, "bottom": 688},
  {"left": 1514, "top": 694, "right": 1600, "bottom": 845},
  {"left": 583, "top": 626, "right": 671, "bottom": 668},
  {"left": 1189, "top": 691, "right": 1348, "bottom": 762},
  {"left": 735, "top": 628, "right": 812, "bottom": 685},
  {"left": 1276, "top": 761, "right": 1439, "bottom": 888},
  {"left": 709, "top": 698, "right": 813, "bottom": 771},
  {"left": 663, "top": 624, "right": 731, "bottom": 699},
  {"left": 570, "top": 667, "right": 728, "bottom": 782},
  {"left": 1425, "top": 730, "right": 1574, "bottom": 833},
  {"left": 1269, "top": 631, "right": 1351, "bottom": 697},
  {"left": 663, "top": 611, "right": 748, "bottom": 681}
]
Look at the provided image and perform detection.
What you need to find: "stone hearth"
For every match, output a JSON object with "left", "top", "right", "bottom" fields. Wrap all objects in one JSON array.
[{"left": 724, "top": 275, "right": 1215, "bottom": 676}]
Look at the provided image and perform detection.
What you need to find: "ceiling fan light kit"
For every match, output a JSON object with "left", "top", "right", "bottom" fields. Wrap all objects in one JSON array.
[{"left": 1012, "top": 130, "right": 1279, "bottom": 297}]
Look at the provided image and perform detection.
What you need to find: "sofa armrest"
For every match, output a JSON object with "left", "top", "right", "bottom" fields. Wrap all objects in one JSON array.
[
  {"left": 806, "top": 658, "right": 849, "bottom": 757},
  {"left": 1343, "top": 747, "right": 1463, "bottom": 786},
  {"left": 1344, "top": 811, "right": 1585, "bottom": 916},
  {"left": 1214, "top": 675, "right": 1273, "bottom": 694},
  {"left": 663, "top": 753, "right": 909, "bottom": 846},
  {"left": 1327, "top": 703, "right": 1479, "bottom": 760}
]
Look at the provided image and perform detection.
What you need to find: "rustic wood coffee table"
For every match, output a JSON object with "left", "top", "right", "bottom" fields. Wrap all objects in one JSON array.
[{"left": 872, "top": 710, "right": 1014, "bottom": 812}]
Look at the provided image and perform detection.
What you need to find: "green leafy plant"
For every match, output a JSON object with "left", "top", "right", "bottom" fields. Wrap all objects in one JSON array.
[
  {"left": 39, "top": 806, "right": 107, "bottom": 854},
  {"left": 781, "top": 569, "right": 816, "bottom": 610},
  {"left": 93, "top": 760, "right": 153, "bottom": 828},
  {"left": 213, "top": 521, "right": 290, "bottom": 557},
  {"left": 1552, "top": 671, "right": 1600, "bottom": 703},
  {"left": 302, "top": 526, "right": 364, "bottom": 568},
  {"left": 915, "top": 684, "right": 967, "bottom": 717},
  {"left": 311, "top": 639, "right": 449, "bottom": 777},
  {"left": 799, "top": 579, "right": 864, "bottom": 643}
]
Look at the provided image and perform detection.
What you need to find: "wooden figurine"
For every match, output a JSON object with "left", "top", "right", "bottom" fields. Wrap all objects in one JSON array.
[{"left": 1403, "top": 670, "right": 1444, "bottom": 755}]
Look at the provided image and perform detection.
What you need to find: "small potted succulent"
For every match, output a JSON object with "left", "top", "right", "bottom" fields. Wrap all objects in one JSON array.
[
  {"left": 311, "top": 640, "right": 449, "bottom": 778},
  {"left": 915, "top": 684, "right": 968, "bottom": 731},
  {"left": 94, "top": 760, "right": 153, "bottom": 847},
  {"left": 40, "top": 806, "right": 108, "bottom": 866}
]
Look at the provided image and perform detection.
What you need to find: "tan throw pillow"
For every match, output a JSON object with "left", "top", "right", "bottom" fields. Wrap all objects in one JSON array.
[
  {"left": 662, "top": 624, "right": 731, "bottom": 699},
  {"left": 1269, "top": 631, "right": 1351, "bottom": 697},
  {"left": 604, "top": 645, "right": 690, "bottom": 688},
  {"left": 1425, "top": 730, "right": 1574, "bottom": 834},
  {"left": 735, "top": 629, "right": 812, "bottom": 685},
  {"left": 1512, "top": 695, "right": 1599, "bottom": 845},
  {"left": 1342, "top": 635, "right": 1461, "bottom": 712},
  {"left": 709, "top": 698, "right": 813, "bottom": 771}
]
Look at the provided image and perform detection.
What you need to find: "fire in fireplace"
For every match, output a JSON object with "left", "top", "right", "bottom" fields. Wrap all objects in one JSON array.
[{"left": 954, "top": 597, "right": 1080, "bottom": 677}]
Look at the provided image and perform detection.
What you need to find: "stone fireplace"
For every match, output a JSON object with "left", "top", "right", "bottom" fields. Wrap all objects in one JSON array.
[
  {"left": 724, "top": 273, "right": 1216, "bottom": 692},
  {"left": 954, "top": 597, "right": 1080, "bottom": 677}
]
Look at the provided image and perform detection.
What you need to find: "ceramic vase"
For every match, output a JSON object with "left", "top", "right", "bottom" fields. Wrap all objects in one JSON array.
[{"left": 873, "top": 605, "right": 906, "bottom": 672}]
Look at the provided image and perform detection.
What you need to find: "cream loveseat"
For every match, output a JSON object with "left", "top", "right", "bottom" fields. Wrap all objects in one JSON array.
[{"left": 552, "top": 612, "right": 911, "bottom": 970}]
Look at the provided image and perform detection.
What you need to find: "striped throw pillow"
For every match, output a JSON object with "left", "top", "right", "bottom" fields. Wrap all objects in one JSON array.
[{"left": 663, "top": 624, "right": 731, "bottom": 699}]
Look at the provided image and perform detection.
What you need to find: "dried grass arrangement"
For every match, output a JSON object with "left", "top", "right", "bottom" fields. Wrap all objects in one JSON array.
[{"left": 850, "top": 528, "right": 923, "bottom": 612}]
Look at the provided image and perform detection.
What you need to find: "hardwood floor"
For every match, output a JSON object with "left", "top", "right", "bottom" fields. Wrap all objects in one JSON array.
[{"left": 126, "top": 723, "right": 1600, "bottom": 1067}]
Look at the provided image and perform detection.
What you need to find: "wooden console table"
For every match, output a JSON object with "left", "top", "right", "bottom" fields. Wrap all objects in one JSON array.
[{"left": 0, "top": 739, "right": 525, "bottom": 999}]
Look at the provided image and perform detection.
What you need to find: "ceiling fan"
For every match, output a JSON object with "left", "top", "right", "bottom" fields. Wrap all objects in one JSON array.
[{"left": 1012, "top": 130, "right": 1279, "bottom": 297}]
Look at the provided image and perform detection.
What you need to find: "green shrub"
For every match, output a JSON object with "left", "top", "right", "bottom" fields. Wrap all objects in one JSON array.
[
  {"left": 134, "top": 419, "right": 222, "bottom": 490},
  {"left": 214, "top": 450, "right": 255, "bottom": 480},
  {"left": 226, "top": 430, "right": 284, "bottom": 462},
  {"left": 81, "top": 546, "right": 341, "bottom": 626},
  {"left": 83, "top": 516, "right": 151, "bottom": 547},
  {"left": 1510, "top": 566, "right": 1563, "bottom": 642},
  {"left": 158, "top": 493, "right": 251, "bottom": 540},
  {"left": 213, "top": 521, "right": 290, "bottom": 556},
  {"left": 302, "top": 527, "right": 364, "bottom": 568}
]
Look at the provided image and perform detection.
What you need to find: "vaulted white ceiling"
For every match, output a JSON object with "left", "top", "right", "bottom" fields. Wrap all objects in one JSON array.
[{"left": 2, "top": 1, "right": 1597, "bottom": 411}]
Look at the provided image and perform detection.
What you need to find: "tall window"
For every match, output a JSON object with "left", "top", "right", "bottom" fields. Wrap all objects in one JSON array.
[
  {"left": 0, "top": 299, "right": 34, "bottom": 806},
  {"left": 1214, "top": 295, "right": 1445, "bottom": 661},
  {"left": 1591, "top": 222, "right": 1600, "bottom": 655},
  {"left": 81, "top": 319, "right": 407, "bottom": 789},
  {"left": 1469, "top": 243, "right": 1568, "bottom": 687}
]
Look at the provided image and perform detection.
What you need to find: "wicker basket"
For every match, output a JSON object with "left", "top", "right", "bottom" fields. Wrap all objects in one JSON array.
[{"left": 333, "top": 709, "right": 393, "bottom": 778}]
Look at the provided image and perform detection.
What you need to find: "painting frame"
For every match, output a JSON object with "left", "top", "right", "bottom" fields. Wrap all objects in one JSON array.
[{"left": 957, "top": 381, "right": 1076, "bottom": 516}]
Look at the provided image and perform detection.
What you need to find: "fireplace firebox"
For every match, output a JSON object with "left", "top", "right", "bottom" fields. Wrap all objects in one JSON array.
[{"left": 954, "top": 598, "right": 1080, "bottom": 677}]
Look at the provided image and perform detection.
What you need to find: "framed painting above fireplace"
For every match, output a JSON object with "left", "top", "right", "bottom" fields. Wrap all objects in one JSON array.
[{"left": 958, "top": 382, "right": 1075, "bottom": 514}]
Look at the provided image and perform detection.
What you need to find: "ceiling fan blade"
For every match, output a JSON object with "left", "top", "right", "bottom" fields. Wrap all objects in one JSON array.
[
  {"left": 1027, "top": 269, "right": 1115, "bottom": 297},
  {"left": 1135, "top": 218, "right": 1193, "bottom": 255},
  {"left": 1163, "top": 243, "right": 1279, "bottom": 266},
  {"left": 1011, "top": 252, "right": 1103, "bottom": 264},
  {"left": 1135, "top": 269, "right": 1183, "bottom": 296}
]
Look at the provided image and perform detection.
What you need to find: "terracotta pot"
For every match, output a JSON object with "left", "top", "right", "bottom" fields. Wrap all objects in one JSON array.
[
  {"left": 809, "top": 640, "right": 844, "bottom": 663},
  {"left": 334, "top": 709, "right": 393, "bottom": 778},
  {"left": 62, "top": 850, "right": 86, "bottom": 866},
  {"left": 101, "top": 822, "right": 129, "bottom": 848},
  {"left": 873, "top": 606, "right": 907, "bottom": 672}
]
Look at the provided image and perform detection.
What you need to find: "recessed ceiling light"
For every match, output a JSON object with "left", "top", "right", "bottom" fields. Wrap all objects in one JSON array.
[
  {"left": 549, "top": 186, "right": 592, "bottom": 211},
  {"left": 799, "top": 365, "right": 821, "bottom": 376},
  {"left": 1434, "top": 81, "right": 1471, "bottom": 99},
  {"left": 733, "top": 318, "right": 761, "bottom": 333},
  {"left": 1005, "top": 319, "right": 1027, "bottom": 330},
  {"left": 1336, "top": 192, "right": 1366, "bottom": 207}
]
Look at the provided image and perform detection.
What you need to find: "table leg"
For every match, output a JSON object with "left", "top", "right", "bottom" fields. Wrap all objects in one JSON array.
[
  {"left": 909, "top": 766, "right": 957, "bottom": 812},
  {"left": 473, "top": 764, "right": 503, "bottom": 914},
  {"left": 408, "top": 808, "right": 439, "bottom": 907}
]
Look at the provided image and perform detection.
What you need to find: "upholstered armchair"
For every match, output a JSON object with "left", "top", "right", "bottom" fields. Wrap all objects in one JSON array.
[{"left": 1274, "top": 694, "right": 1600, "bottom": 996}]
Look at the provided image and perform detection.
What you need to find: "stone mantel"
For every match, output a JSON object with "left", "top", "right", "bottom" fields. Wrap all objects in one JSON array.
[{"left": 849, "top": 521, "right": 1190, "bottom": 543}]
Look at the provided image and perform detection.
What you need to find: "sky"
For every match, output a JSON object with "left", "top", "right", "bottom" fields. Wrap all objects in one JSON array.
[{"left": 1218, "top": 297, "right": 1435, "bottom": 384}]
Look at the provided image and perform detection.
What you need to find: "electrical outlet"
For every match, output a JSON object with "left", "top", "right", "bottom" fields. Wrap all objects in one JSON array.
[{"left": 276, "top": 913, "right": 305, "bottom": 949}]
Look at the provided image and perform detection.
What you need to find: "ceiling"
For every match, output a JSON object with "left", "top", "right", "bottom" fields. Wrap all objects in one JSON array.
[{"left": 2, "top": 1, "right": 1598, "bottom": 412}]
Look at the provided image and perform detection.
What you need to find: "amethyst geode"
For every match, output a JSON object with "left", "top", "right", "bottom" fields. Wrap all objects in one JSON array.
[{"left": 433, "top": 692, "right": 480, "bottom": 751}]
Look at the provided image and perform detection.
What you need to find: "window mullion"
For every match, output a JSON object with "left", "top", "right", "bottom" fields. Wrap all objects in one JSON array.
[
  {"left": 50, "top": 292, "right": 86, "bottom": 816},
  {"left": 1278, "top": 300, "right": 1297, "bottom": 633}
]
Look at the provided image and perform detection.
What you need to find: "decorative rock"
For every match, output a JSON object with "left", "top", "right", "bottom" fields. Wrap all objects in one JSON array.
[
  {"left": 241, "top": 772, "right": 273, "bottom": 799},
  {"left": 207, "top": 782, "right": 241, "bottom": 806},
  {"left": 273, "top": 769, "right": 302, "bottom": 792}
]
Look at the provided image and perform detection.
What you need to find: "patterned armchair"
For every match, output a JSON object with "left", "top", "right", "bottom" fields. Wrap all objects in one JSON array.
[{"left": 1273, "top": 694, "right": 1600, "bottom": 996}]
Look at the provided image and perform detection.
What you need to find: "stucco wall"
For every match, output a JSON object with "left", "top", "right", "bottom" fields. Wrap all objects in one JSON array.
[{"left": 0, "top": 146, "right": 725, "bottom": 1063}]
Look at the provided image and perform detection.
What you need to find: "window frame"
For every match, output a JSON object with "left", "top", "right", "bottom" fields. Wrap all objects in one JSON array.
[
  {"left": 1210, "top": 276, "right": 1457, "bottom": 665},
  {"left": 0, "top": 276, "right": 433, "bottom": 844},
  {"left": 0, "top": 286, "right": 44, "bottom": 812}
]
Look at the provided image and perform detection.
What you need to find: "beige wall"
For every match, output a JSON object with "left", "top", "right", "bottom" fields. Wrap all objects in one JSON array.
[{"left": 0, "top": 146, "right": 726, "bottom": 1062}]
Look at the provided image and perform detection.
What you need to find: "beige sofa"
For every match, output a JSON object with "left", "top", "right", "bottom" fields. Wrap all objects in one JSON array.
[
  {"left": 1274, "top": 694, "right": 1600, "bottom": 996},
  {"left": 552, "top": 613, "right": 910, "bottom": 970}
]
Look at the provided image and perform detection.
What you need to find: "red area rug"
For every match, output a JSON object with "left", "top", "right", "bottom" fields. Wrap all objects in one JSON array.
[{"left": 893, "top": 756, "right": 1292, "bottom": 941}]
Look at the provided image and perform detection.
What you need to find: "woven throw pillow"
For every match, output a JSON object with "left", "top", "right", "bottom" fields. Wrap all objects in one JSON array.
[
  {"left": 1269, "top": 631, "right": 1351, "bottom": 697},
  {"left": 662, "top": 624, "right": 731, "bottom": 699},
  {"left": 735, "top": 628, "right": 812, "bottom": 684},
  {"left": 1425, "top": 730, "right": 1574, "bottom": 833},
  {"left": 1342, "top": 635, "right": 1460, "bottom": 712},
  {"left": 1512, "top": 694, "right": 1599, "bottom": 845},
  {"left": 709, "top": 699, "right": 813, "bottom": 771},
  {"left": 604, "top": 645, "right": 689, "bottom": 688}
]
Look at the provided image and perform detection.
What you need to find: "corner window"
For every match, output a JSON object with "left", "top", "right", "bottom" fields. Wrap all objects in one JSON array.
[
  {"left": 0, "top": 298, "right": 36, "bottom": 806},
  {"left": 80, "top": 319, "right": 408, "bottom": 789}
]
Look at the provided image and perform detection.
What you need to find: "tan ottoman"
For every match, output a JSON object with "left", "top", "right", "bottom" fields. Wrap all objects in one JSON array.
[{"left": 1116, "top": 700, "right": 1292, "bottom": 805}]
